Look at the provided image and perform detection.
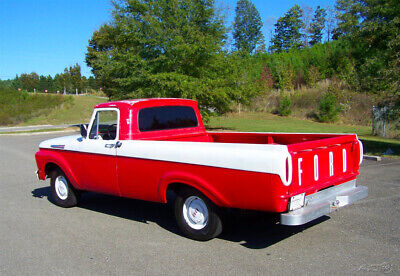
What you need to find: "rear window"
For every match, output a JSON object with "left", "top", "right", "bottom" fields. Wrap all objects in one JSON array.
[{"left": 139, "top": 106, "right": 198, "bottom": 132}]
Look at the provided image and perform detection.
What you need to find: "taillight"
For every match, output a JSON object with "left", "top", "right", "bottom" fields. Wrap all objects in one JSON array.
[{"left": 358, "top": 139, "right": 364, "bottom": 165}]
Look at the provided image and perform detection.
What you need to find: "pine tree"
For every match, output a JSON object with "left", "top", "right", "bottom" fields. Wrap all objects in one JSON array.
[
  {"left": 233, "top": 0, "right": 264, "bottom": 54},
  {"left": 270, "top": 5, "right": 303, "bottom": 53},
  {"left": 332, "top": 0, "right": 360, "bottom": 40},
  {"left": 309, "top": 6, "right": 327, "bottom": 46}
]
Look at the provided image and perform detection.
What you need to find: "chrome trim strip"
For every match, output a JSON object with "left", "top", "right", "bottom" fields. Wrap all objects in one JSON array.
[{"left": 281, "top": 179, "right": 368, "bottom": 226}]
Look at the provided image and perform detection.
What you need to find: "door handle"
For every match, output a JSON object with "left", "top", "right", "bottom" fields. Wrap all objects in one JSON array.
[{"left": 105, "top": 144, "right": 114, "bottom": 148}]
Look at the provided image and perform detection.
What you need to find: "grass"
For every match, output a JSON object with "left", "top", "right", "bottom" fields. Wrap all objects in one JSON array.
[
  {"left": 208, "top": 112, "right": 371, "bottom": 134},
  {"left": 0, "top": 87, "right": 70, "bottom": 125},
  {"left": 208, "top": 112, "right": 400, "bottom": 156},
  {"left": 20, "top": 95, "right": 105, "bottom": 126},
  {"left": 358, "top": 136, "right": 400, "bottom": 156}
]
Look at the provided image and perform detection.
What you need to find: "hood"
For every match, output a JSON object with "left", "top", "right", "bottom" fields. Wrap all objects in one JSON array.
[{"left": 39, "top": 135, "right": 81, "bottom": 150}]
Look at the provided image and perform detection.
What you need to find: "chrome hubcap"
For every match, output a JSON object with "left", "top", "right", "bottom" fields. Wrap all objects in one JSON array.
[
  {"left": 183, "top": 196, "right": 209, "bottom": 230},
  {"left": 55, "top": 176, "right": 68, "bottom": 200}
]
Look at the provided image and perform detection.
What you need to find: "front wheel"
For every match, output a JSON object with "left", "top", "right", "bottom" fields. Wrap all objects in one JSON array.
[
  {"left": 50, "top": 169, "right": 79, "bottom": 208},
  {"left": 175, "top": 187, "right": 222, "bottom": 241}
]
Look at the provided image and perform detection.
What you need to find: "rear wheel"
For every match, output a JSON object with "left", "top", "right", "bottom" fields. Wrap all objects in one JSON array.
[
  {"left": 175, "top": 187, "right": 222, "bottom": 241},
  {"left": 50, "top": 169, "right": 79, "bottom": 208}
]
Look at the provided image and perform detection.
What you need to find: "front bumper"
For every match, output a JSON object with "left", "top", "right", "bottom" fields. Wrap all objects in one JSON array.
[{"left": 281, "top": 179, "right": 368, "bottom": 226}]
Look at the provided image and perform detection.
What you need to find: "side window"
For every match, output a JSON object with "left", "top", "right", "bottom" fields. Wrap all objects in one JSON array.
[
  {"left": 89, "top": 110, "right": 118, "bottom": 140},
  {"left": 139, "top": 106, "right": 198, "bottom": 132}
]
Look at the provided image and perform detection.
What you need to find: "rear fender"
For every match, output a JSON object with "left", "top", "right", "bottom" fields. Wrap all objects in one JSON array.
[
  {"left": 36, "top": 150, "right": 81, "bottom": 189},
  {"left": 158, "top": 171, "right": 230, "bottom": 207}
]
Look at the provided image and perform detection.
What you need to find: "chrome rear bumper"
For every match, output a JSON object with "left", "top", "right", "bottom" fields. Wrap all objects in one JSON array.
[{"left": 281, "top": 179, "right": 368, "bottom": 226}]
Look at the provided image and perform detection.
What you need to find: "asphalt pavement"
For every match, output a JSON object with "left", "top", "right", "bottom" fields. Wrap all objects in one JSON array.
[{"left": 0, "top": 132, "right": 399, "bottom": 275}]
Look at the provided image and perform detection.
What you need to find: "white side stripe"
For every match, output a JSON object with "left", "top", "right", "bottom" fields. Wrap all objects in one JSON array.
[{"left": 39, "top": 136, "right": 292, "bottom": 186}]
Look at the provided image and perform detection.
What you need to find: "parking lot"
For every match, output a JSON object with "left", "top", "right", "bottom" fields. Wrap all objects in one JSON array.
[{"left": 0, "top": 132, "right": 399, "bottom": 275}]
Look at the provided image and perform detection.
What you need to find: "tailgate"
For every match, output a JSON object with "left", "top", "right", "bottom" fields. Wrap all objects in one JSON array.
[{"left": 287, "top": 134, "right": 362, "bottom": 196}]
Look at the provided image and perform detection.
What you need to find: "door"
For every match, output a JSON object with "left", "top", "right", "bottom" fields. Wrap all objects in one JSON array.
[{"left": 81, "top": 108, "right": 120, "bottom": 195}]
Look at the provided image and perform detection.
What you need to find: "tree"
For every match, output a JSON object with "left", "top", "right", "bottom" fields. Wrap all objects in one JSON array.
[
  {"left": 11, "top": 75, "right": 21, "bottom": 90},
  {"left": 332, "top": 0, "right": 360, "bottom": 40},
  {"left": 309, "top": 6, "right": 327, "bottom": 46},
  {"left": 325, "top": 6, "right": 336, "bottom": 42},
  {"left": 270, "top": 5, "right": 303, "bottom": 53},
  {"left": 233, "top": 0, "right": 264, "bottom": 54},
  {"left": 38, "top": 75, "right": 48, "bottom": 92},
  {"left": 20, "top": 72, "right": 39, "bottom": 92},
  {"left": 349, "top": 0, "right": 400, "bottom": 94},
  {"left": 53, "top": 74, "right": 63, "bottom": 93},
  {"left": 86, "top": 0, "right": 242, "bottom": 114},
  {"left": 46, "top": 75, "right": 54, "bottom": 92},
  {"left": 69, "top": 63, "right": 82, "bottom": 94},
  {"left": 88, "top": 76, "right": 100, "bottom": 91},
  {"left": 38, "top": 75, "right": 54, "bottom": 92},
  {"left": 81, "top": 76, "right": 88, "bottom": 93},
  {"left": 301, "top": 5, "right": 313, "bottom": 48},
  {"left": 60, "top": 68, "right": 71, "bottom": 94}
]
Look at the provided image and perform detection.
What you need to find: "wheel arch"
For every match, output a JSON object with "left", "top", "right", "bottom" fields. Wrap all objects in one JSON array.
[
  {"left": 44, "top": 162, "right": 61, "bottom": 176},
  {"left": 37, "top": 150, "right": 82, "bottom": 189},
  {"left": 158, "top": 172, "right": 230, "bottom": 207},
  {"left": 43, "top": 160, "right": 81, "bottom": 189}
]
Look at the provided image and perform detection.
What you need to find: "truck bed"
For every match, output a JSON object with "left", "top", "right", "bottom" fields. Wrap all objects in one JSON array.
[
  {"left": 212, "top": 131, "right": 362, "bottom": 196},
  {"left": 142, "top": 130, "right": 363, "bottom": 200}
]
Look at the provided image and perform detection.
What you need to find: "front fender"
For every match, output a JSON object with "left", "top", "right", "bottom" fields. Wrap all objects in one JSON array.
[
  {"left": 158, "top": 171, "right": 230, "bottom": 207},
  {"left": 35, "top": 149, "right": 82, "bottom": 189}
]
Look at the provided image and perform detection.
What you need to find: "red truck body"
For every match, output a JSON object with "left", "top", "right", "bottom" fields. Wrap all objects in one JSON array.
[{"left": 35, "top": 98, "right": 367, "bottom": 240}]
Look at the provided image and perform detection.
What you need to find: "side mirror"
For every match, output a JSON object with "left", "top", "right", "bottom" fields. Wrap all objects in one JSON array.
[{"left": 80, "top": 124, "right": 88, "bottom": 138}]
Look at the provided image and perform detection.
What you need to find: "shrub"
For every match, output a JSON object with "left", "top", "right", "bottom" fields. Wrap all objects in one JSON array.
[
  {"left": 307, "top": 66, "right": 320, "bottom": 88},
  {"left": 316, "top": 91, "right": 341, "bottom": 122},
  {"left": 259, "top": 65, "right": 274, "bottom": 90},
  {"left": 277, "top": 94, "right": 292, "bottom": 116},
  {"left": 276, "top": 63, "right": 295, "bottom": 91}
]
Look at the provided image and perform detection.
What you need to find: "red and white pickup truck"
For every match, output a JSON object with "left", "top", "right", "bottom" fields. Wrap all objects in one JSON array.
[{"left": 35, "top": 98, "right": 368, "bottom": 240}]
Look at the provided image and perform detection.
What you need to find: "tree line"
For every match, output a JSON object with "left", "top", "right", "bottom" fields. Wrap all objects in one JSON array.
[
  {"left": 84, "top": 0, "right": 399, "bottom": 116},
  {"left": 2, "top": 0, "right": 398, "bottom": 117},
  {"left": 0, "top": 63, "right": 100, "bottom": 94}
]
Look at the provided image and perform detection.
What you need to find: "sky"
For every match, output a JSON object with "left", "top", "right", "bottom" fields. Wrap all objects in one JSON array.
[{"left": 0, "top": 0, "right": 335, "bottom": 79}]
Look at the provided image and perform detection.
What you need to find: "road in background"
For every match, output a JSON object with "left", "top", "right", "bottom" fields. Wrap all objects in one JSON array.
[
  {"left": 0, "top": 133, "right": 399, "bottom": 274},
  {"left": 0, "top": 125, "right": 75, "bottom": 133}
]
